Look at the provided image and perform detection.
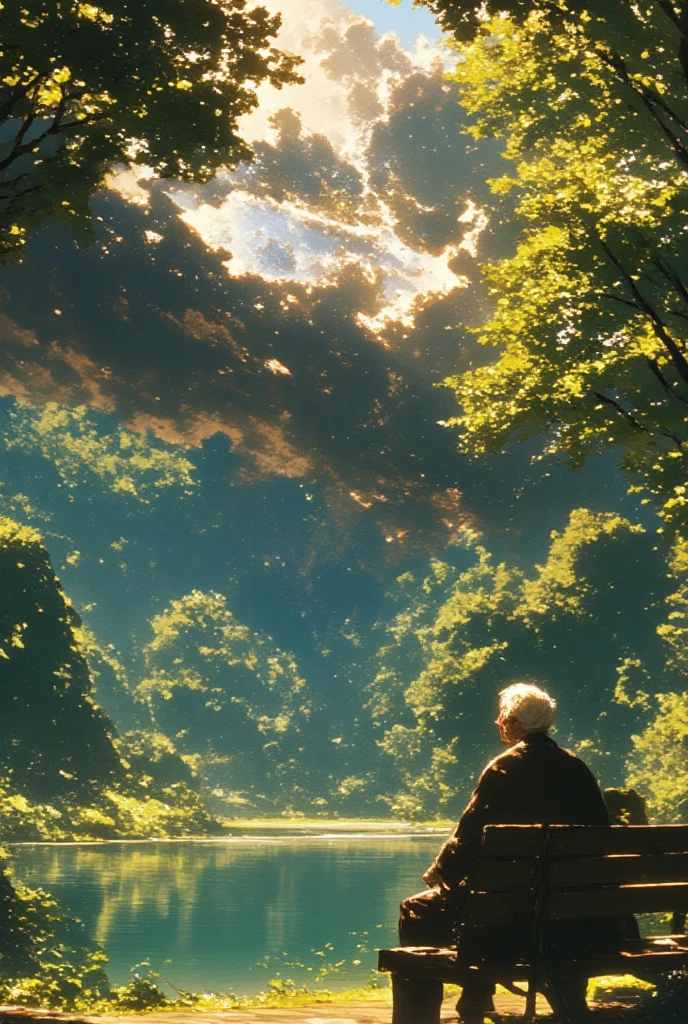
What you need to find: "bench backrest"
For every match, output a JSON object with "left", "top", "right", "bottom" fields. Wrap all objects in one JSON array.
[{"left": 463, "top": 824, "right": 688, "bottom": 928}]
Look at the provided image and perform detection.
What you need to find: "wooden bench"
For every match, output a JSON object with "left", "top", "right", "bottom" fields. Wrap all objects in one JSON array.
[{"left": 378, "top": 823, "right": 688, "bottom": 1023}]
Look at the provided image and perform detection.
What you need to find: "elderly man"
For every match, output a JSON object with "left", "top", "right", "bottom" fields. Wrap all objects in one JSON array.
[{"left": 399, "top": 683, "right": 614, "bottom": 1023}]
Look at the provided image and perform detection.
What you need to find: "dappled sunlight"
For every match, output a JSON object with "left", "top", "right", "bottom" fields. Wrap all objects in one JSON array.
[{"left": 2, "top": 0, "right": 688, "bottom": 1013}]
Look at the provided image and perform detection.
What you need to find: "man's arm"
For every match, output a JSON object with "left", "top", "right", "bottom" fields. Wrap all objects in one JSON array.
[
  {"left": 576, "top": 760, "right": 612, "bottom": 826},
  {"left": 423, "top": 761, "right": 504, "bottom": 891}
]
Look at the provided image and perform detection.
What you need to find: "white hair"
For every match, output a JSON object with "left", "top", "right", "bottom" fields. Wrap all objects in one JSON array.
[{"left": 499, "top": 683, "right": 556, "bottom": 735}]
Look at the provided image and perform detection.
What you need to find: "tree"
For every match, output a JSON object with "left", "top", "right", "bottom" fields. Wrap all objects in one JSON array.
[
  {"left": 0, "top": 865, "right": 109, "bottom": 1008},
  {"left": 135, "top": 590, "right": 328, "bottom": 813},
  {"left": 369, "top": 509, "right": 671, "bottom": 818},
  {"left": 393, "top": 3, "right": 688, "bottom": 535},
  {"left": 627, "top": 691, "right": 688, "bottom": 821},
  {"left": 6, "top": 403, "right": 197, "bottom": 501},
  {"left": 416, "top": 0, "right": 688, "bottom": 61},
  {"left": 0, "top": 0, "right": 302, "bottom": 262},
  {"left": 0, "top": 516, "right": 123, "bottom": 798}
]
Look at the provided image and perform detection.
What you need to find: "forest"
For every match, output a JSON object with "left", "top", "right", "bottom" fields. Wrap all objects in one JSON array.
[{"left": 1, "top": 0, "right": 688, "bottom": 1007}]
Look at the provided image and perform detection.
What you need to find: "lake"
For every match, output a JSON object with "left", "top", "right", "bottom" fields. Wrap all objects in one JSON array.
[{"left": 9, "top": 827, "right": 446, "bottom": 996}]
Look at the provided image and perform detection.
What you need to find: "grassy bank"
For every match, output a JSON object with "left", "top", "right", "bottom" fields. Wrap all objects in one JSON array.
[{"left": 61, "top": 976, "right": 653, "bottom": 1014}]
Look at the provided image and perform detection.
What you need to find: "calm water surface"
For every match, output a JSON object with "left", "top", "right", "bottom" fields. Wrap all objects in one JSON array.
[{"left": 10, "top": 832, "right": 444, "bottom": 995}]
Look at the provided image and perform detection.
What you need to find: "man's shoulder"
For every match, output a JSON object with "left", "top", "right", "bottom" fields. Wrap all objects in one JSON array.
[
  {"left": 547, "top": 739, "right": 596, "bottom": 773},
  {"left": 483, "top": 736, "right": 590, "bottom": 773},
  {"left": 478, "top": 743, "right": 525, "bottom": 778}
]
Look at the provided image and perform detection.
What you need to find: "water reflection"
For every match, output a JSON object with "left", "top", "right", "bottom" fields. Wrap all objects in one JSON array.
[{"left": 10, "top": 837, "right": 440, "bottom": 995}]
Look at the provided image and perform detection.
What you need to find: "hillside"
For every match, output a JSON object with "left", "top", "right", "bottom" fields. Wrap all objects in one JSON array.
[{"left": 0, "top": 516, "right": 221, "bottom": 840}]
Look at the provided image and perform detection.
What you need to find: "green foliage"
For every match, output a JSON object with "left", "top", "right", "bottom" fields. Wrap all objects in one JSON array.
[
  {"left": 398, "top": 0, "right": 688, "bottom": 826},
  {"left": 6, "top": 403, "right": 196, "bottom": 501},
  {"left": 0, "top": 516, "right": 225, "bottom": 838},
  {"left": 370, "top": 509, "right": 670, "bottom": 816},
  {"left": 73, "top": 624, "right": 139, "bottom": 728},
  {"left": 0, "top": 864, "right": 109, "bottom": 1008},
  {"left": 416, "top": 0, "right": 688, "bottom": 58},
  {"left": 110, "top": 971, "right": 169, "bottom": 1011},
  {"left": 0, "top": 513, "right": 349, "bottom": 831},
  {"left": 108, "top": 729, "right": 224, "bottom": 836},
  {"left": 0, "top": 768, "right": 222, "bottom": 842},
  {"left": 0, "top": 514, "right": 123, "bottom": 799},
  {"left": 386, "top": 0, "right": 688, "bottom": 828},
  {"left": 136, "top": 590, "right": 324, "bottom": 813},
  {"left": 627, "top": 692, "right": 688, "bottom": 822},
  {"left": 428, "top": 4, "right": 688, "bottom": 534},
  {"left": 655, "top": 535, "right": 688, "bottom": 679},
  {"left": 0, "top": 0, "right": 303, "bottom": 262}
]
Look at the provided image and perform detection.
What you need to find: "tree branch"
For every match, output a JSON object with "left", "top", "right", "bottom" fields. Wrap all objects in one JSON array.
[
  {"left": 597, "top": 45, "right": 688, "bottom": 168},
  {"left": 661, "top": 427, "right": 686, "bottom": 449},
  {"left": 599, "top": 238, "right": 688, "bottom": 391},
  {"left": 652, "top": 256, "right": 688, "bottom": 310},
  {"left": 0, "top": 74, "right": 43, "bottom": 122},
  {"left": 598, "top": 292, "right": 642, "bottom": 311},
  {"left": 592, "top": 390, "right": 648, "bottom": 432},
  {"left": 656, "top": 0, "right": 682, "bottom": 30},
  {"left": 593, "top": 385, "right": 686, "bottom": 448},
  {"left": 0, "top": 113, "right": 39, "bottom": 172},
  {"left": 0, "top": 184, "right": 40, "bottom": 211},
  {"left": 647, "top": 356, "right": 688, "bottom": 404}
]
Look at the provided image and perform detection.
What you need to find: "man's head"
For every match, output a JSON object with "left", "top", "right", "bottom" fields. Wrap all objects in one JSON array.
[{"left": 497, "top": 682, "right": 556, "bottom": 746}]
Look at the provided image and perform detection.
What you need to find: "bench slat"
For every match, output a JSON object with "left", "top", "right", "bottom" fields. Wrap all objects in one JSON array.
[
  {"left": 551, "top": 852, "right": 688, "bottom": 888},
  {"left": 482, "top": 824, "right": 688, "bottom": 858},
  {"left": 568, "top": 939, "right": 688, "bottom": 975},
  {"left": 476, "top": 852, "right": 688, "bottom": 890},
  {"left": 475, "top": 851, "right": 688, "bottom": 892},
  {"left": 550, "top": 826, "right": 688, "bottom": 858},
  {"left": 481, "top": 826, "right": 545, "bottom": 858},
  {"left": 378, "top": 938, "right": 688, "bottom": 982},
  {"left": 377, "top": 947, "right": 457, "bottom": 979},
  {"left": 474, "top": 860, "right": 537, "bottom": 891},
  {"left": 548, "top": 882, "right": 688, "bottom": 918},
  {"left": 377, "top": 947, "right": 532, "bottom": 983},
  {"left": 467, "top": 882, "right": 688, "bottom": 923},
  {"left": 464, "top": 891, "right": 534, "bottom": 925}
]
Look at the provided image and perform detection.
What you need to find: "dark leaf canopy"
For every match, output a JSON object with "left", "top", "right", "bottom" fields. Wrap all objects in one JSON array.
[{"left": 0, "top": 0, "right": 303, "bottom": 261}]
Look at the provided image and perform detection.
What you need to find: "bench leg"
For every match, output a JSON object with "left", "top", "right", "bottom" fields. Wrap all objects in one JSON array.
[
  {"left": 391, "top": 973, "right": 443, "bottom": 1024},
  {"left": 543, "top": 972, "right": 590, "bottom": 1024},
  {"left": 523, "top": 977, "right": 537, "bottom": 1023}
]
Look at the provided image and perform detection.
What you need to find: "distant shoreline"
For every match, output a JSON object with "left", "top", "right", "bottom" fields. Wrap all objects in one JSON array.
[{"left": 3, "top": 819, "right": 452, "bottom": 846}]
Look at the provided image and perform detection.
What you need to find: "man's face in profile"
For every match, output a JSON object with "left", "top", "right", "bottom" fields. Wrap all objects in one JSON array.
[{"left": 496, "top": 714, "right": 523, "bottom": 746}]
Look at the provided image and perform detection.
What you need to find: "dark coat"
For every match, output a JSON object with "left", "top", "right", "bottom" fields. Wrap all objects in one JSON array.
[
  {"left": 433, "top": 732, "right": 610, "bottom": 891},
  {"left": 418, "top": 732, "right": 638, "bottom": 958}
]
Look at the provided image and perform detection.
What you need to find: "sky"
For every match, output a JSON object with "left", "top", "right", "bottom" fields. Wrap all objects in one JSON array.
[{"left": 341, "top": 0, "right": 441, "bottom": 46}]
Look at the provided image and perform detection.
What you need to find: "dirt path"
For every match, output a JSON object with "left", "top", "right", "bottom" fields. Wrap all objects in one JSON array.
[
  {"left": 0, "top": 992, "right": 640, "bottom": 1024},
  {"left": 0, "top": 993, "right": 529, "bottom": 1024}
]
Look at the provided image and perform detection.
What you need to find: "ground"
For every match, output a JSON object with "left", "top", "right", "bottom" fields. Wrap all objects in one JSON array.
[{"left": 0, "top": 991, "right": 658, "bottom": 1024}]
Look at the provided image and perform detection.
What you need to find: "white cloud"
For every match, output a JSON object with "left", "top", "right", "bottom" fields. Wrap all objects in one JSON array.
[
  {"left": 241, "top": 0, "right": 443, "bottom": 159},
  {"left": 241, "top": 0, "right": 357, "bottom": 155},
  {"left": 170, "top": 186, "right": 470, "bottom": 336}
]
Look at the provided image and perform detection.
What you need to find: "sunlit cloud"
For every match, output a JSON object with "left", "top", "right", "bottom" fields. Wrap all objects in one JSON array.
[
  {"left": 105, "top": 164, "right": 156, "bottom": 207},
  {"left": 241, "top": 0, "right": 439, "bottom": 158},
  {"left": 170, "top": 186, "right": 470, "bottom": 337}
]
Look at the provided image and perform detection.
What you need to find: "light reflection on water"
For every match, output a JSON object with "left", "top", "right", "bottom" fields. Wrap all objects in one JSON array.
[{"left": 9, "top": 835, "right": 443, "bottom": 995}]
